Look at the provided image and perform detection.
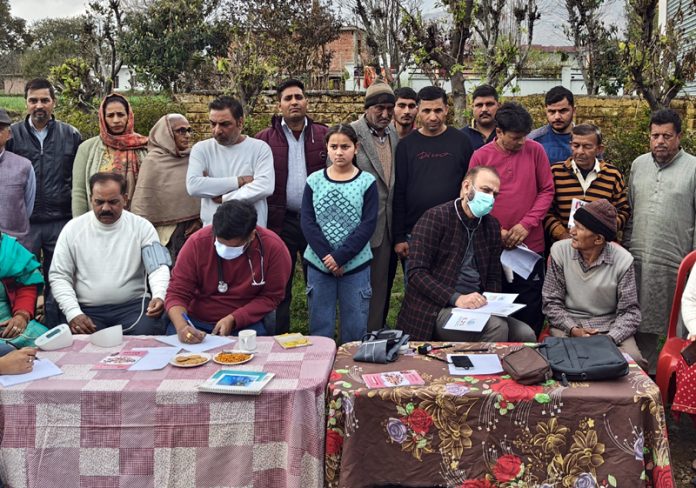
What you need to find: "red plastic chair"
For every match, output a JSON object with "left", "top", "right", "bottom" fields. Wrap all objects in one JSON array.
[{"left": 656, "top": 250, "right": 696, "bottom": 405}]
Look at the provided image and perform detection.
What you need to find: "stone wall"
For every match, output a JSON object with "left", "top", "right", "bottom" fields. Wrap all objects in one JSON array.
[{"left": 176, "top": 91, "right": 696, "bottom": 140}]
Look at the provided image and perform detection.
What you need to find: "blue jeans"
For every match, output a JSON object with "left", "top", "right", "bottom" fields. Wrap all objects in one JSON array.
[
  {"left": 165, "top": 316, "right": 267, "bottom": 336},
  {"left": 306, "top": 265, "right": 371, "bottom": 345}
]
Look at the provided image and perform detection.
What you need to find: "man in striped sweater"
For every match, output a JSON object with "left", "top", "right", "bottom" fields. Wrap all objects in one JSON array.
[{"left": 544, "top": 124, "right": 630, "bottom": 242}]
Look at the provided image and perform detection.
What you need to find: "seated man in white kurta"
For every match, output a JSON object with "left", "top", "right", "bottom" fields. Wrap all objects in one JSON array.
[{"left": 50, "top": 172, "right": 170, "bottom": 335}]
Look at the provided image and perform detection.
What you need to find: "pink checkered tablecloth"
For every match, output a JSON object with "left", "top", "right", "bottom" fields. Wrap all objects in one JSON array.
[{"left": 0, "top": 335, "right": 336, "bottom": 488}]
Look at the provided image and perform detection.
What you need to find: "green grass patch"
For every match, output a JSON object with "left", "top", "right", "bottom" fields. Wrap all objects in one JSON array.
[
  {"left": 0, "top": 95, "right": 26, "bottom": 116},
  {"left": 288, "top": 260, "right": 404, "bottom": 334}
]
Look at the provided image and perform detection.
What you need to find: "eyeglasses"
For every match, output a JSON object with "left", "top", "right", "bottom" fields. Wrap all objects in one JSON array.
[{"left": 174, "top": 127, "right": 193, "bottom": 135}]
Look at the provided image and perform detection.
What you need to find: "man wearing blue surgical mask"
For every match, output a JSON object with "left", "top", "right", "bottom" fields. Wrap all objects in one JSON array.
[
  {"left": 165, "top": 201, "right": 291, "bottom": 343},
  {"left": 396, "top": 166, "right": 536, "bottom": 342}
]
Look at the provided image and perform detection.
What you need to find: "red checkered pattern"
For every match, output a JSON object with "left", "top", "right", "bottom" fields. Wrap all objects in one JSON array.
[{"left": 0, "top": 336, "right": 336, "bottom": 488}]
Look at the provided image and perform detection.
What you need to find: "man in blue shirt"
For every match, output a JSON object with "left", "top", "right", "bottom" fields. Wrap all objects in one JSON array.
[{"left": 529, "top": 86, "right": 575, "bottom": 164}]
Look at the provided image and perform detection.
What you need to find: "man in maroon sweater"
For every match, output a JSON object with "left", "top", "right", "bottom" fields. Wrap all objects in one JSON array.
[
  {"left": 256, "top": 79, "right": 328, "bottom": 334},
  {"left": 165, "top": 201, "right": 291, "bottom": 343}
]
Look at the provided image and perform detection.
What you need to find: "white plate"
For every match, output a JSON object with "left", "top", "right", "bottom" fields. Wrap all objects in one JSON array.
[
  {"left": 213, "top": 351, "right": 254, "bottom": 366},
  {"left": 170, "top": 352, "right": 211, "bottom": 368}
]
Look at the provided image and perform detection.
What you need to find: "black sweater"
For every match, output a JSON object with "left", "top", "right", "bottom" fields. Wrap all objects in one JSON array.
[{"left": 392, "top": 127, "right": 472, "bottom": 243}]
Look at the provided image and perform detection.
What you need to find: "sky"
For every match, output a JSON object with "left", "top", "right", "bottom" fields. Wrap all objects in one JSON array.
[{"left": 10, "top": 0, "right": 87, "bottom": 21}]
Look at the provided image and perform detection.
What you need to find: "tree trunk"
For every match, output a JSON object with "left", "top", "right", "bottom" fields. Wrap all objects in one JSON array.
[{"left": 451, "top": 71, "right": 467, "bottom": 128}]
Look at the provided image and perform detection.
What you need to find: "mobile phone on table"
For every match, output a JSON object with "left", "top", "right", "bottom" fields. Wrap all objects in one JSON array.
[
  {"left": 681, "top": 341, "right": 696, "bottom": 366},
  {"left": 451, "top": 355, "right": 474, "bottom": 369}
]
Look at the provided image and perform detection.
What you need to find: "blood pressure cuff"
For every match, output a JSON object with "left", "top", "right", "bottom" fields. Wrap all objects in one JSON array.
[{"left": 142, "top": 242, "right": 172, "bottom": 273}]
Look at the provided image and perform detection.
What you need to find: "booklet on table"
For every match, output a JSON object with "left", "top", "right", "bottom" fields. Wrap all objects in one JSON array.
[
  {"left": 198, "top": 369, "right": 274, "bottom": 395},
  {"left": 362, "top": 370, "right": 425, "bottom": 388}
]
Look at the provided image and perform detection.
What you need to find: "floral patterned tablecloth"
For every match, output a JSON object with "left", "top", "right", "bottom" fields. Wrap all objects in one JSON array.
[{"left": 325, "top": 342, "right": 674, "bottom": 488}]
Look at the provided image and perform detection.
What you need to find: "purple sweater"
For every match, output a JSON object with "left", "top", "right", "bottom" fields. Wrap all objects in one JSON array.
[{"left": 469, "top": 139, "right": 554, "bottom": 253}]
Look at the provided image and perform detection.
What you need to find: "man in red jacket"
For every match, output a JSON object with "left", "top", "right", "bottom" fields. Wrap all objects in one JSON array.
[
  {"left": 256, "top": 79, "right": 328, "bottom": 334},
  {"left": 165, "top": 201, "right": 291, "bottom": 343}
]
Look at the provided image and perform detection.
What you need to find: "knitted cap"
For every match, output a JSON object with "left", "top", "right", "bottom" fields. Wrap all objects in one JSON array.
[
  {"left": 364, "top": 81, "right": 395, "bottom": 108},
  {"left": 0, "top": 109, "right": 11, "bottom": 126},
  {"left": 573, "top": 199, "right": 617, "bottom": 241}
]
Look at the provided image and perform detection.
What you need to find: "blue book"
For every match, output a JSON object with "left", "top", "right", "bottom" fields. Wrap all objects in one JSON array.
[{"left": 197, "top": 369, "right": 274, "bottom": 395}]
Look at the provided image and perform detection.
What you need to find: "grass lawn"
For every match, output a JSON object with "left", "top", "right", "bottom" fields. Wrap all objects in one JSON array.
[
  {"left": 288, "top": 261, "right": 405, "bottom": 335},
  {"left": 0, "top": 95, "right": 26, "bottom": 113}
]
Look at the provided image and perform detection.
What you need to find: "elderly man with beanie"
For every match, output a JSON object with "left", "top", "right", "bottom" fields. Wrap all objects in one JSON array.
[
  {"left": 351, "top": 80, "right": 400, "bottom": 331},
  {"left": 542, "top": 198, "right": 647, "bottom": 369}
]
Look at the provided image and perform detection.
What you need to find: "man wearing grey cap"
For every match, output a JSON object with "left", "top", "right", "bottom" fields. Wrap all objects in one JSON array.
[
  {"left": 542, "top": 199, "right": 647, "bottom": 369},
  {"left": 351, "top": 80, "right": 399, "bottom": 331},
  {"left": 0, "top": 109, "right": 35, "bottom": 249}
]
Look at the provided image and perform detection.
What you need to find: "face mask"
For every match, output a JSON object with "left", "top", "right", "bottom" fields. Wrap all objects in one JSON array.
[
  {"left": 467, "top": 185, "right": 495, "bottom": 218},
  {"left": 215, "top": 239, "right": 245, "bottom": 260}
]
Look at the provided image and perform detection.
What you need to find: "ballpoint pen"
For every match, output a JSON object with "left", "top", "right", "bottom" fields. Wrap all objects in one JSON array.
[{"left": 182, "top": 313, "right": 198, "bottom": 331}]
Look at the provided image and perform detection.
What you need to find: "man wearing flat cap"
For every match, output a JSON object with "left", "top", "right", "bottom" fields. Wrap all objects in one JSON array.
[
  {"left": 351, "top": 80, "right": 400, "bottom": 331},
  {"left": 0, "top": 109, "right": 35, "bottom": 249},
  {"left": 542, "top": 199, "right": 647, "bottom": 369}
]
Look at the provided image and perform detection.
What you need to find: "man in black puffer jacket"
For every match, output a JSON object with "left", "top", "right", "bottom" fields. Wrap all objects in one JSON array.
[
  {"left": 256, "top": 79, "right": 328, "bottom": 334},
  {"left": 6, "top": 78, "right": 82, "bottom": 327}
]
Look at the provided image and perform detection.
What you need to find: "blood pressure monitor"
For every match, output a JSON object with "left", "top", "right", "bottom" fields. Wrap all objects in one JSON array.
[{"left": 35, "top": 323, "right": 74, "bottom": 351}]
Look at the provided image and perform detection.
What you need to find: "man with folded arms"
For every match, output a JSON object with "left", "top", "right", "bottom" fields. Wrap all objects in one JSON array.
[
  {"left": 542, "top": 199, "right": 647, "bottom": 369},
  {"left": 397, "top": 166, "right": 536, "bottom": 342},
  {"left": 165, "top": 201, "right": 291, "bottom": 344},
  {"left": 50, "top": 173, "right": 170, "bottom": 335}
]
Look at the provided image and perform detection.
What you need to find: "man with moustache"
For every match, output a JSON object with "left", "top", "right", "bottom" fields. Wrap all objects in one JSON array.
[
  {"left": 50, "top": 173, "right": 170, "bottom": 335},
  {"left": 393, "top": 87, "right": 418, "bottom": 139},
  {"left": 529, "top": 85, "right": 576, "bottom": 164},
  {"left": 7, "top": 78, "right": 82, "bottom": 327},
  {"left": 255, "top": 79, "right": 328, "bottom": 334},
  {"left": 624, "top": 109, "right": 696, "bottom": 372},
  {"left": 393, "top": 86, "right": 473, "bottom": 271},
  {"left": 187, "top": 96, "right": 274, "bottom": 226},
  {"left": 462, "top": 84, "right": 499, "bottom": 151},
  {"left": 351, "top": 81, "right": 400, "bottom": 331}
]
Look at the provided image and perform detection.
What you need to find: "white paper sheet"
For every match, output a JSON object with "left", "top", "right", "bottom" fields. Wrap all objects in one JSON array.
[
  {"left": 129, "top": 347, "right": 181, "bottom": 370},
  {"left": 0, "top": 359, "right": 62, "bottom": 387},
  {"left": 567, "top": 198, "right": 587, "bottom": 228},
  {"left": 155, "top": 334, "right": 235, "bottom": 353},
  {"left": 452, "top": 301, "right": 526, "bottom": 317},
  {"left": 447, "top": 354, "right": 503, "bottom": 375},
  {"left": 443, "top": 311, "right": 490, "bottom": 332},
  {"left": 500, "top": 245, "right": 542, "bottom": 280},
  {"left": 482, "top": 292, "right": 518, "bottom": 304}
]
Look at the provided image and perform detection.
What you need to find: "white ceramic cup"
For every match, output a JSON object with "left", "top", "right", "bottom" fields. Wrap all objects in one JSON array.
[{"left": 238, "top": 329, "right": 257, "bottom": 351}]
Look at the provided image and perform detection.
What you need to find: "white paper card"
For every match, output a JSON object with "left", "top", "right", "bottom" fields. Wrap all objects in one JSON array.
[
  {"left": 129, "top": 347, "right": 181, "bottom": 370},
  {"left": 500, "top": 245, "right": 542, "bottom": 280},
  {"left": 155, "top": 334, "right": 235, "bottom": 353},
  {"left": 482, "top": 292, "right": 518, "bottom": 304},
  {"left": 443, "top": 311, "right": 490, "bottom": 332},
  {"left": 567, "top": 198, "right": 588, "bottom": 228},
  {"left": 0, "top": 359, "right": 62, "bottom": 387},
  {"left": 452, "top": 301, "right": 526, "bottom": 317},
  {"left": 447, "top": 354, "right": 503, "bottom": 375}
]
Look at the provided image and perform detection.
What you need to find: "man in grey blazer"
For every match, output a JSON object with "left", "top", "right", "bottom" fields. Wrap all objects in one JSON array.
[{"left": 351, "top": 81, "right": 399, "bottom": 331}]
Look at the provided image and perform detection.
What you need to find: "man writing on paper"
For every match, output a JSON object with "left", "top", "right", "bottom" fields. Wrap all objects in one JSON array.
[
  {"left": 542, "top": 199, "right": 647, "bottom": 369},
  {"left": 165, "top": 201, "right": 291, "bottom": 344},
  {"left": 396, "top": 166, "right": 537, "bottom": 342}
]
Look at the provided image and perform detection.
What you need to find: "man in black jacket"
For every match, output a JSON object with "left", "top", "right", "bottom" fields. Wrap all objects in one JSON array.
[{"left": 7, "top": 78, "right": 82, "bottom": 326}]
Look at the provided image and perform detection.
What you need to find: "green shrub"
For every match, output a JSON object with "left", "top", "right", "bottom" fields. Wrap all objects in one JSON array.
[{"left": 243, "top": 113, "right": 272, "bottom": 137}]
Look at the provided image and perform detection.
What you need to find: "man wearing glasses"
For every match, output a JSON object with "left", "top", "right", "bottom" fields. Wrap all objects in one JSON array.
[
  {"left": 624, "top": 108, "right": 696, "bottom": 373},
  {"left": 186, "top": 96, "right": 274, "bottom": 226},
  {"left": 165, "top": 201, "right": 291, "bottom": 342}
]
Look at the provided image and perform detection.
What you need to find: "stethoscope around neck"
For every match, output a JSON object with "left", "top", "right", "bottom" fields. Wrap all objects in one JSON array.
[{"left": 216, "top": 233, "right": 266, "bottom": 293}]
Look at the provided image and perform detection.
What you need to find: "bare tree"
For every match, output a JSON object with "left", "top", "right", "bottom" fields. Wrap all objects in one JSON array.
[
  {"left": 565, "top": 0, "right": 623, "bottom": 95},
  {"left": 351, "top": 0, "right": 418, "bottom": 86},
  {"left": 474, "top": 0, "right": 540, "bottom": 92},
  {"left": 622, "top": 0, "right": 696, "bottom": 110},
  {"left": 84, "top": 0, "right": 127, "bottom": 96},
  {"left": 403, "top": 0, "right": 476, "bottom": 126}
]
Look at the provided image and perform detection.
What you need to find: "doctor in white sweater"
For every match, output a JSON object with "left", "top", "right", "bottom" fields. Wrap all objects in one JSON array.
[
  {"left": 50, "top": 172, "right": 170, "bottom": 335},
  {"left": 186, "top": 96, "right": 274, "bottom": 227}
]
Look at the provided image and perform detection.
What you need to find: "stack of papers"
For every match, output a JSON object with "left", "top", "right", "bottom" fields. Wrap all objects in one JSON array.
[
  {"left": 129, "top": 347, "right": 180, "bottom": 371},
  {"left": 444, "top": 293, "right": 526, "bottom": 332}
]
